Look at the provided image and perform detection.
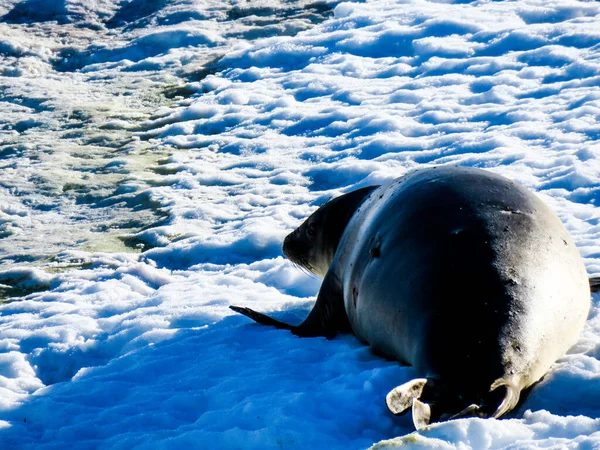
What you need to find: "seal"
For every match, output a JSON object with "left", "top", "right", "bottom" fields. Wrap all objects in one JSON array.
[{"left": 230, "top": 166, "right": 593, "bottom": 429}]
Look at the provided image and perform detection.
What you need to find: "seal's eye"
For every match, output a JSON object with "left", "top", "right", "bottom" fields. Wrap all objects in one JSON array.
[{"left": 306, "top": 223, "right": 317, "bottom": 238}]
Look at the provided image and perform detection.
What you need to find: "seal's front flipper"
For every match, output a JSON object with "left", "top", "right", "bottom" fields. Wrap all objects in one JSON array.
[
  {"left": 230, "top": 270, "right": 348, "bottom": 339},
  {"left": 292, "top": 269, "right": 348, "bottom": 339},
  {"left": 386, "top": 378, "right": 428, "bottom": 415},
  {"left": 228, "top": 301, "right": 336, "bottom": 338},
  {"left": 229, "top": 306, "right": 294, "bottom": 331}
]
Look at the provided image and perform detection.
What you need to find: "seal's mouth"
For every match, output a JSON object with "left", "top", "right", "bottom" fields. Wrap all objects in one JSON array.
[
  {"left": 282, "top": 232, "right": 294, "bottom": 258},
  {"left": 282, "top": 234, "right": 301, "bottom": 263},
  {"left": 282, "top": 234, "right": 315, "bottom": 275}
]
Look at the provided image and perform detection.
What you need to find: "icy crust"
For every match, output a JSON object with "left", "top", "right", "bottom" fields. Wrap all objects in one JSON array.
[
  {"left": 0, "top": 0, "right": 336, "bottom": 272},
  {"left": 372, "top": 411, "right": 600, "bottom": 449},
  {"left": 139, "top": 0, "right": 600, "bottom": 271},
  {"left": 0, "top": 0, "right": 599, "bottom": 449}
]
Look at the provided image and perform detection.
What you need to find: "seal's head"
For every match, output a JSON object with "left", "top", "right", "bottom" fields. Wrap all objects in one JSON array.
[{"left": 283, "top": 186, "right": 377, "bottom": 277}]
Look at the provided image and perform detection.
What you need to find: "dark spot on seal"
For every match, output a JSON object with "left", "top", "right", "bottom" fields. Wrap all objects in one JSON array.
[
  {"left": 370, "top": 247, "right": 380, "bottom": 258},
  {"left": 563, "top": 239, "right": 568, "bottom": 246},
  {"left": 513, "top": 343, "right": 522, "bottom": 353},
  {"left": 352, "top": 286, "right": 359, "bottom": 308}
]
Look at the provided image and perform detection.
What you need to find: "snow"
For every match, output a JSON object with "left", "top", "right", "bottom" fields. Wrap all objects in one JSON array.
[{"left": 0, "top": 0, "right": 599, "bottom": 448}]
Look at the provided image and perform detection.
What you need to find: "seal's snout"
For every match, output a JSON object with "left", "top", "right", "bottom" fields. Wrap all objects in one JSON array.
[
  {"left": 282, "top": 231, "right": 295, "bottom": 258},
  {"left": 283, "top": 232, "right": 297, "bottom": 252},
  {"left": 283, "top": 229, "right": 307, "bottom": 265}
]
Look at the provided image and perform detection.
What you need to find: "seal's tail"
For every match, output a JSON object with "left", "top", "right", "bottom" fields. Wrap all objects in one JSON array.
[{"left": 385, "top": 377, "right": 523, "bottom": 430}]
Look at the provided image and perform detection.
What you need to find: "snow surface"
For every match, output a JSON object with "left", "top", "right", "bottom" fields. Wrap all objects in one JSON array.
[{"left": 1, "top": 0, "right": 600, "bottom": 448}]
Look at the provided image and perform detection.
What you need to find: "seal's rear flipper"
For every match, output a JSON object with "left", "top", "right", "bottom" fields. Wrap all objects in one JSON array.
[
  {"left": 386, "top": 378, "right": 428, "bottom": 415},
  {"left": 489, "top": 378, "right": 521, "bottom": 418},
  {"left": 412, "top": 398, "right": 432, "bottom": 430},
  {"left": 386, "top": 378, "right": 497, "bottom": 429},
  {"left": 449, "top": 404, "right": 482, "bottom": 420},
  {"left": 386, "top": 378, "right": 439, "bottom": 429}
]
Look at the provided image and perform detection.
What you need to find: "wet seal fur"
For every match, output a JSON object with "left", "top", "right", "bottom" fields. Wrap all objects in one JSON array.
[{"left": 231, "top": 166, "right": 598, "bottom": 429}]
